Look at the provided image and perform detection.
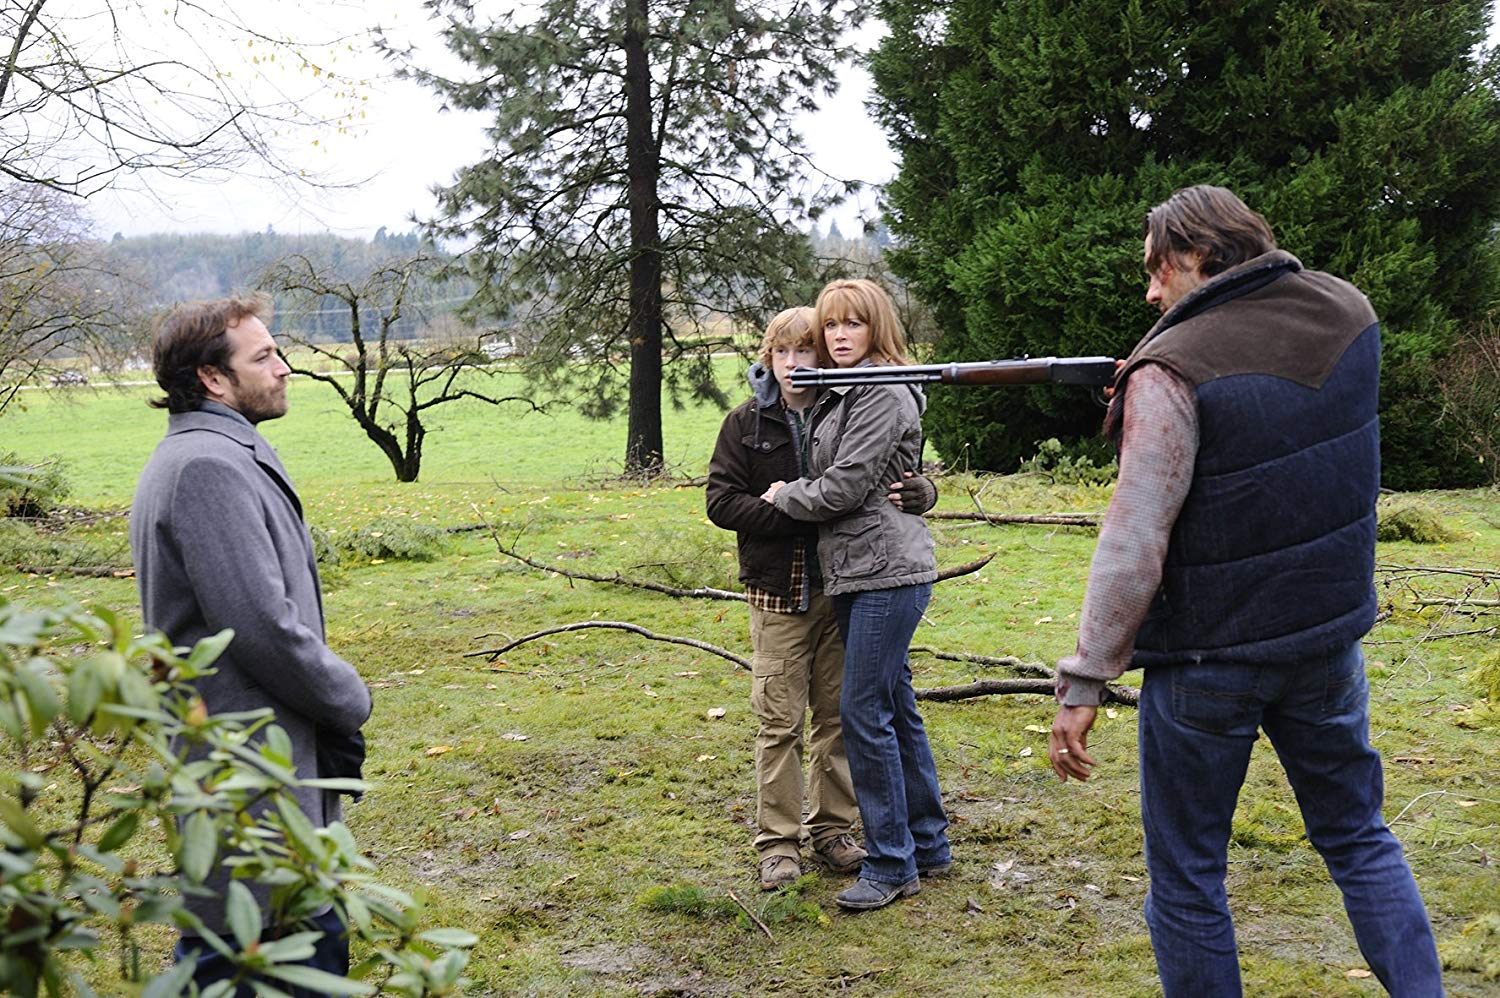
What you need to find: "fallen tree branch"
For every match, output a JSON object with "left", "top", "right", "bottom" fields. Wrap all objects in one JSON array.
[
  {"left": 1377, "top": 563, "right": 1499, "bottom": 581},
  {"left": 927, "top": 511, "right": 1100, "bottom": 527},
  {"left": 12, "top": 564, "right": 133, "bottom": 578},
  {"left": 1413, "top": 597, "right": 1500, "bottom": 608},
  {"left": 464, "top": 620, "right": 751, "bottom": 669},
  {"left": 483, "top": 535, "right": 993, "bottom": 600},
  {"left": 909, "top": 647, "right": 1054, "bottom": 678},
  {"left": 725, "top": 889, "right": 774, "bottom": 942},
  {"left": 908, "top": 647, "right": 1139, "bottom": 705},
  {"left": 914, "top": 677, "right": 1139, "bottom": 706}
]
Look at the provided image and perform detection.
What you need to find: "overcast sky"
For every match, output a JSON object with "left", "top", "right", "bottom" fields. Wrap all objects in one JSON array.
[{"left": 84, "top": 2, "right": 892, "bottom": 241}]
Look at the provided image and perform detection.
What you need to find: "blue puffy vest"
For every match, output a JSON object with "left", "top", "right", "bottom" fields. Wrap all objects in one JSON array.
[{"left": 1116, "top": 251, "right": 1380, "bottom": 667}]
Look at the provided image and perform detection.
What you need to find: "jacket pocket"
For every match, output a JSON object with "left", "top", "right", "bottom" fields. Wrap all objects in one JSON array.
[{"left": 827, "top": 513, "right": 888, "bottom": 581}]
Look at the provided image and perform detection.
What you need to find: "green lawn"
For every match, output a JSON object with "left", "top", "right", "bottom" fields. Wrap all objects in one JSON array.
[{"left": 3, "top": 376, "right": 1498, "bottom": 996}]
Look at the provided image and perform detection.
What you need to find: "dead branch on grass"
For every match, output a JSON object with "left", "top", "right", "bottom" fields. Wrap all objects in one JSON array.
[
  {"left": 12, "top": 564, "right": 133, "bottom": 578},
  {"left": 725, "top": 889, "right": 775, "bottom": 942},
  {"left": 908, "top": 647, "right": 1138, "bottom": 704},
  {"left": 464, "top": 621, "right": 751, "bottom": 669},
  {"left": 484, "top": 532, "right": 994, "bottom": 600},
  {"left": 466, "top": 624, "right": 1142, "bottom": 705},
  {"left": 927, "top": 510, "right": 1100, "bottom": 527}
]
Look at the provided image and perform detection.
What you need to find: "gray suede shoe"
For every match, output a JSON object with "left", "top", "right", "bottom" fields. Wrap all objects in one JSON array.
[{"left": 834, "top": 876, "right": 919, "bottom": 911}]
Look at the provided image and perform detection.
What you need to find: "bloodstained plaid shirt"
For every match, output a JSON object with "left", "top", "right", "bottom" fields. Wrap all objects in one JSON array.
[{"left": 1055, "top": 363, "right": 1198, "bottom": 707}]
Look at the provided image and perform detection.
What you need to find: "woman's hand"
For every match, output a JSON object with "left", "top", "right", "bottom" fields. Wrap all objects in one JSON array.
[{"left": 761, "top": 481, "right": 786, "bottom": 503}]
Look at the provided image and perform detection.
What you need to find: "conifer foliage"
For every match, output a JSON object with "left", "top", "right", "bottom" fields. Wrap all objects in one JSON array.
[
  {"left": 388, "top": 0, "right": 862, "bottom": 475},
  {"left": 871, "top": 1, "right": 1500, "bottom": 487}
]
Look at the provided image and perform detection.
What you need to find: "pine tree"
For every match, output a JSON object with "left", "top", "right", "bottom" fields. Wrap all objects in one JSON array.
[
  {"left": 389, "top": 0, "right": 862, "bottom": 475},
  {"left": 872, "top": 0, "right": 1500, "bottom": 487}
]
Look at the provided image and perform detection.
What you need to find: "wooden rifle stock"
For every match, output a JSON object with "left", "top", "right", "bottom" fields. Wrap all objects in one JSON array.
[{"left": 788, "top": 356, "right": 1118, "bottom": 389}]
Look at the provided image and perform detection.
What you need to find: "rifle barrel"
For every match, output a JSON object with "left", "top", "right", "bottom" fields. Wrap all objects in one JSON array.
[{"left": 788, "top": 356, "right": 1117, "bottom": 389}]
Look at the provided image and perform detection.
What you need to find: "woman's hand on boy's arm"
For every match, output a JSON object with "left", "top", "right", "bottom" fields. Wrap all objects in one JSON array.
[{"left": 888, "top": 471, "right": 938, "bottom": 515}]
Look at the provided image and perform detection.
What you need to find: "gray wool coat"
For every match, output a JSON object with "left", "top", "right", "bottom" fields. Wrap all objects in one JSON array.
[{"left": 129, "top": 401, "right": 372, "bottom": 934}]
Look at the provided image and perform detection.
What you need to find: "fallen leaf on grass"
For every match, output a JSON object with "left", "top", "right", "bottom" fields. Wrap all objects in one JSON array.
[
  {"left": 1033, "top": 616, "right": 1053, "bottom": 625},
  {"left": 695, "top": 754, "right": 717, "bottom": 762},
  {"left": 674, "top": 671, "right": 700, "bottom": 678},
  {"left": 453, "top": 806, "right": 479, "bottom": 821},
  {"left": 706, "top": 707, "right": 727, "bottom": 719},
  {"left": 1105, "top": 709, "right": 1119, "bottom": 719},
  {"left": 1023, "top": 724, "right": 1049, "bottom": 734},
  {"left": 965, "top": 898, "right": 984, "bottom": 914},
  {"left": 1346, "top": 969, "right": 1372, "bottom": 979},
  {"left": 502, "top": 732, "right": 529, "bottom": 741},
  {"left": 508, "top": 829, "right": 532, "bottom": 841},
  {"left": 425, "top": 745, "right": 452, "bottom": 756},
  {"left": 1018, "top": 747, "right": 1033, "bottom": 757},
  {"left": 1456, "top": 800, "right": 1480, "bottom": 807}
]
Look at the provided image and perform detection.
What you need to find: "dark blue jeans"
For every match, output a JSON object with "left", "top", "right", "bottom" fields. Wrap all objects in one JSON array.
[
  {"left": 175, "top": 906, "right": 349, "bottom": 997},
  {"left": 1139, "top": 642, "right": 1443, "bottom": 997},
  {"left": 834, "top": 583, "right": 950, "bottom": 885}
]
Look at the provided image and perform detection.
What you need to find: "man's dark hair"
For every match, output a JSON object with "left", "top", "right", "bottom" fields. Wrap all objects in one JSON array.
[
  {"left": 1144, "top": 185, "right": 1277, "bottom": 278},
  {"left": 149, "top": 296, "right": 271, "bottom": 413}
]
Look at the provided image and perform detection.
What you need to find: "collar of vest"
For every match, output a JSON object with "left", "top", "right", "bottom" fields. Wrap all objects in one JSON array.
[{"left": 1143, "top": 249, "right": 1303, "bottom": 346}]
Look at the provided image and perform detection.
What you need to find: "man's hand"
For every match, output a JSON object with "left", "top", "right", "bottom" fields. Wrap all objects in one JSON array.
[
  {"left": 1049, "top": 704, "right": 1099, "bottom": 782},
  {"left": 761, "top": 481, "right": 786, "bottom": 503}
]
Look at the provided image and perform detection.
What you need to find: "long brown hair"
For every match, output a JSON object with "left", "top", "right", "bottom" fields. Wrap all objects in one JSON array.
[{"left": 813, "top": 279, "right": 910, "bottom": 367}]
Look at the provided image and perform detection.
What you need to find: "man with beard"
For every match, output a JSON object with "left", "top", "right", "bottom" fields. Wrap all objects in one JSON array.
[
  {"left": 130, "top": 296, "right": 372, "bottom": 992},
  {"left": 1048, "top": 186, "right": 1442, "bottom": 996}
]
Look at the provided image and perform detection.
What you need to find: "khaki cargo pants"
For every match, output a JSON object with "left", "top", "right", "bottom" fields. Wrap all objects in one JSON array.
[{"left": 748, "top": 590, "right": 858, "bottom": 859}]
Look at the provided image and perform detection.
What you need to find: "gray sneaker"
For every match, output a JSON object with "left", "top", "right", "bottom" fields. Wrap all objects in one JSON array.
[
  {"left": 758, "top": 854, "right": 800, "bottom": 891},
  {"left": 812, "top": 833, "right": 867, "bottom": 874}
]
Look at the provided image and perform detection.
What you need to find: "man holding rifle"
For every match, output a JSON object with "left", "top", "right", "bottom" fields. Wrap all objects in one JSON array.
[{"left": 1048, "top": 186, "right": 1442, "bottom": 995}]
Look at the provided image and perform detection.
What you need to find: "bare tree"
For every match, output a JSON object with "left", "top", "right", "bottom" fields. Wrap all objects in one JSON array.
[
  {"left": 260, "top": 253, "right": 542, "bottom": 483},
  {"left": 1436, "top": 318, "right": 1500, "bottom": 484},
  {"left": 1, "top": 0, "right": 360, "bottom": 199},
  {"left": 0, "top": 185, "right": 137, "bottom": 416}
]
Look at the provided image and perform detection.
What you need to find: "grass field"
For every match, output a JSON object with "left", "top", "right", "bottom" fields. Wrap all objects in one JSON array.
[{"left": 3, "top": 375, "right": 1499, "bottom": 996}]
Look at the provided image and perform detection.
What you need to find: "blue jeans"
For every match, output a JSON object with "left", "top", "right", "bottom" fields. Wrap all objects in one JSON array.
[
  {"left": 833, "top": 583, "right": 950, "bottom": 885},
  {"left": 175, "top": 906, "right": 349, "bottom": 996},
  {"left": 1139, "top": 642, "right": 1443, "bottom": 997}
]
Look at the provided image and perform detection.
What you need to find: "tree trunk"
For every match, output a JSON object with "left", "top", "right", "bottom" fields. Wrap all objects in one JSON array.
[{"left": 622, "top": 0, "right": 664, "bottom": 476}]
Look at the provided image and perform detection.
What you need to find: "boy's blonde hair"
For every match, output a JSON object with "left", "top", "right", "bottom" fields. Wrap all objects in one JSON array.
[
  {"left": 813, "top": 279, "right": 910, "bottom": 367},
  {"left": 757, "top": 306, "right": 818, "bottom": 368}
]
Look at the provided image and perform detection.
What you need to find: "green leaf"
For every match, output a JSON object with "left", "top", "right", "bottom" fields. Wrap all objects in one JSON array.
[
  {"left": 14, "top": 659, "right": 61, "bottom": 733},
  {"left": 66, "top": 658, "right": 105, "bottom": 725},
  {"left": 275, "top": 797, "right": 322, "bottom": 857},
  {"left": 141, "top": 958, "right": 197, "bottom": 998},
  {"left": 263, "top": 725, "right": 293, "bottom": 767},
  {"left": 417, "top": 927, "right": 479, "bottom": 948},
  {"left": 225, "top": 881, "right": 261, "bottom": 951},
  {"left": 260, "top": 963, "right": 374, "bottom": 995},
  {"left": 96, "top": 811, "right": 139, "bottom": 853},
  {"left": 179, "top": 811, "right": 218, "bottom": 883},
  {"left": 0, "top": 696, "right": 21, "bottom": 739},
  {"left": 186, "top": 629, "right": 235, "bottom": 672},
  {"left": 0, "top": 795, "right": 44, "bottom": 848},
  {"left": 256, "top": 930, "right": 321, "bottom": 963}
]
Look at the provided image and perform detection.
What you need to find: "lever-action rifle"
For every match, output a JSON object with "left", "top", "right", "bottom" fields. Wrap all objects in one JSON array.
[{"left": 789, "top": 356, "right": 1118, "bottom": 389}]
